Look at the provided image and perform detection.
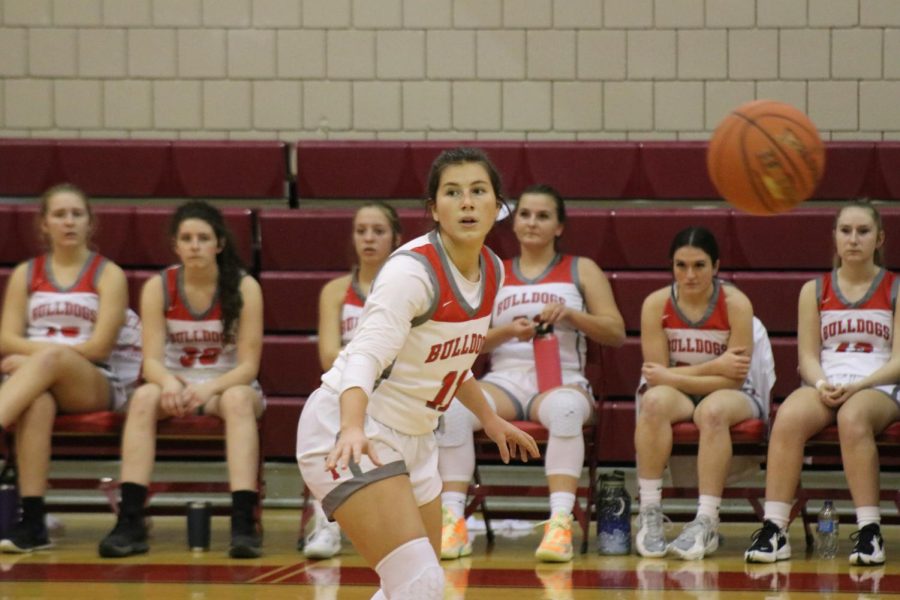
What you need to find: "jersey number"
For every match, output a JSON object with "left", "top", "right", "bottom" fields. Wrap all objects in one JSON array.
[
  {"left": 179, "top": 347, "right": 221, "bottom": 368},
  {"left": 426, "top": 370, "right": 467, "bottom": 412},
  {"left": 835, "top": 342, "right": 874, "bottom": 353}
]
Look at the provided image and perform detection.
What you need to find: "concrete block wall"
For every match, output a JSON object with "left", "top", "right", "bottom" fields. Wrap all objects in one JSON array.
[{"left": 1, "top": 0, "right": 898, "bottom": 140}]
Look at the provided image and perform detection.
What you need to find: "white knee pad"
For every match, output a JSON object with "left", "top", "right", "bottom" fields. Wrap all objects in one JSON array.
[
  {"left": 435, "top": 391, "right": 492, "bottom": 448},
  {"left": 375, "top": 537, "right": 444, "bottom": 600},
  {"left": 537, "top": 389, "right": 592, "bottom": 438}
]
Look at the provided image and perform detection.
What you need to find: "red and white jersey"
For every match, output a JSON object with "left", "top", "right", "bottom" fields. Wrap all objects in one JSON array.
[
  {"left": 27, "top": 253, "right": 106, "bottom": 346},
  {"left": 662, "top": 279, "right": 731, "bottom": 367},
  {"left": 340, "top": 268, "right": 366, "bottom": 345},
  {"left": 161, "top": 266, "right": 237, "bottom": 383},
  {"left": 324, "top": 231, "right": 503, "bottom": 435},
  {"left": 818, "top": 269, "right": 898, "bottom": 379},
  {"left": 489, "top": 254, "right": 587, "bottom": 373}
]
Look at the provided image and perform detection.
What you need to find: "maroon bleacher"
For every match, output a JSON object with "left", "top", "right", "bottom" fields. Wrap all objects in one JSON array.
[{"left": 0, "top": 139, "right": 289, "bottom": 200}]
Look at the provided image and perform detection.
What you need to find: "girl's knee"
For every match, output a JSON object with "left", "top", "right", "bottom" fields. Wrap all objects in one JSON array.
[
  {"left": 126, "top": 385, "right": 162, "bottom": 416},
  {"left": 219, "top": 387, "right": 258, "bottom": 420}
]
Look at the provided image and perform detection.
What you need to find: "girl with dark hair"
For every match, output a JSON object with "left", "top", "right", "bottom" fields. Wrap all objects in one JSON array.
[
  {"left": 297, "top": 147, "right": 538, "bottom": 600},
  {"left": 0, "top": 184, "right": 132, "bottom": 553},
  {"left": 437, "top": 183, "right": 625, "bottom": 563},
  {"left": 634, "top": 226, "right": 774, "bottom": 560},
  {"left": 746, "top": 201, "right": 900, "bottom": 566},
  {"left": 305, "top": 201, "right": 403, "bottom": 560},
  {"left": 98, "top": 201, "right": 265, "bottom": 559}
]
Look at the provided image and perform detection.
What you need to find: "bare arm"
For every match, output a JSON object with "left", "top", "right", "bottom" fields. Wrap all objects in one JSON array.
[
  {"left": 481, "top": 317, "right": 536, "bottom": 354},
  {"left": 0, "top": 263, "right": 56, "bottom": 356},
  {"left": 562, "top": 258, "right": 625, "bottom": 347},
  {"left": 73, "top": 261, "right": 127, "bottom": 363},
  {"left": 796, "top": 279, "right": 827, "bottom": 387},
  {"left": 317, "top": 274, "right": 350, "bottom": 371}
]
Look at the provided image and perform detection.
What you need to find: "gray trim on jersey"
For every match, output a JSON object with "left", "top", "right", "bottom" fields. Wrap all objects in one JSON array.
[
  {"left": 349, "top": 265, "right": 367, "bottom": 303},
  {"left": 176, "top": 265, "right": 220, "bottom": 319},
  {"left": 830, "top": 267, "right": 886, "bottom": 308},
  {"left": 320, "top": 460, "right": 409, "bottom": 520},
  {"left": 670, "top": 278, "right": 721, "bottom": 327},
  {"left": 44, "top": 251, "right": 101, "bottom": 292},
  {"left": 890, "top": 274, "right": 899, "bottom": 314},
  {"left": 511, "top": 253, "right": 563, "bottom": 284},
  {"left": 394, "top": 250, "right": 441, "bottom": 327}
]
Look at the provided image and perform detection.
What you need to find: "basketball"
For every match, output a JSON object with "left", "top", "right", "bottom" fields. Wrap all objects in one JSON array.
[{"left": 707, "top": 100, "right": 826, "bottom": 215}]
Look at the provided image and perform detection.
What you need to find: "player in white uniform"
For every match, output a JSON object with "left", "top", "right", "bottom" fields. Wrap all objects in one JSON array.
[
  {"left": 746, "top": 202, "right": 900, "bottom": 566},
  {"left": 0, "top": 184, "right": 130, "bottom": 553},
  {"left": 634, "top": 226, "right": 775, "bottom": 560},
  {"left": 99, "top": 201, "right": 265, "bottom": 560},
  {"left": 437, "top": 184, "right": 625, "bottom": 564},
  {"left": 297, "top": 148, "right": 539, "bottom": 600},
  {"left": 305, "top": 202, "right": 402, "bottom": 562}
]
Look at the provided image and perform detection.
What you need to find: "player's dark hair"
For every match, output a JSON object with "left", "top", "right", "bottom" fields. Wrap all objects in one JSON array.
[{"left": 669, "top": 226, "right": 720, "bottom": 264}]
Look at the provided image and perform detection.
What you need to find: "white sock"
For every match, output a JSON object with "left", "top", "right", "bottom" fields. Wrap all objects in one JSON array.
[
  {"left": 549, "top": 491, "right": 576, "bottom": 517},
  {"left": 856, "top": 505, "right": 881, "bottom": 529},
  {"left": 697, "top": 495, "right": 721, "bottom": 522},
  {"left": 763, "top": 501, "right": 792, "bottom": 530},
  {"left": 441, "top": 491, "right": 467, "bottom": 520},
  {"left": 638, "top": 478, "right": 663, "bottom": 509}
]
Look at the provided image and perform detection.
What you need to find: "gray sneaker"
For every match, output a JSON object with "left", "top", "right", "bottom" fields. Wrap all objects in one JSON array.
[
  {"left": 635, "top": 504, "right": 667, "bottom": 558},
  {"left": 669, "top": 515, "right": 719, "bottom": 560}
]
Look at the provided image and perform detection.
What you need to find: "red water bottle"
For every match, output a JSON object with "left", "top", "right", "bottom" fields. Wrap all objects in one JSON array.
[{"left": 533, "top": 322, "right": 562, "bottom": 392}]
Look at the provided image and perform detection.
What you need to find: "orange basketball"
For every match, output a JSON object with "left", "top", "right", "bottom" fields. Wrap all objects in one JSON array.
[{"left": 707, "top": 100, "right": 825, "bottom": 215}]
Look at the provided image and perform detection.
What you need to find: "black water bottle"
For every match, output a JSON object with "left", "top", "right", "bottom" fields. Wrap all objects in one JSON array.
[
  {"left": 187, "top": 501, "right": 211, "bottom": 551},
  {"left": 0, "top": 463, "right": 19, "bottom": 537}
]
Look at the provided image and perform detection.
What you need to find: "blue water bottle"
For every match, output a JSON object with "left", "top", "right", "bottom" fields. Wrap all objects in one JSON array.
[{"left": 597, "top": 470, "right": 631, "bottom": 555}]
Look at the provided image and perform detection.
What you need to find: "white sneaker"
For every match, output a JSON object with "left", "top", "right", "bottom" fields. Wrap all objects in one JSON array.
[
  {"left": 668, "top": 515, "right": 719, "bottom": 560},
  {"left": 303, "top": 521, "right": 342, "bottom": 559},
  {"left": 635, "top": 504, "right": 668, "bottom": 558}
]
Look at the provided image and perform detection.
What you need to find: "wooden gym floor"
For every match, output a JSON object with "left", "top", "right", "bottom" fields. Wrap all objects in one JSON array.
[{"left": 0, "top": 509, "right": 898, "bottom": 599}]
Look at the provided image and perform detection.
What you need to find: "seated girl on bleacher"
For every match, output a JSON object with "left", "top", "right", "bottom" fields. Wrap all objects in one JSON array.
[
  {"left": 98, "top": 200, "right": 265, "bottom": 560},
  {"left": 436, "top": 184, "right": 626, "bottom": 563},
  {"left": 304, "top": 201, "right": 402, "bottom": 560},
  {"left": 634, "top": 226, "right": 774, "bottom": 561},
  {"left": 0, "top": 184, "right": 133, "bottom": 553},
  {"left": 745, "top": 201, "right": 900, "bottom": 567}
]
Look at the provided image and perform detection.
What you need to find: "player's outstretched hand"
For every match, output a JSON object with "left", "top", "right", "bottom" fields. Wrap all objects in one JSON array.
[
  {"left": 326, "top": 426, "right": 382, "bottom": 472},
  {"left": 482, "top": 414, "right": 540, "bottom": 464}
]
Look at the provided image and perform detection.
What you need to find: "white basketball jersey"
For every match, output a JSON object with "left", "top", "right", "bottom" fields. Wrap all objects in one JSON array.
[
  {"left": 366, "top": 231, "right": 503, "bottom": 435},
  {"left": 27, "top": 253, "right": 106, "bottom": 347},
  {"left": 489, "top": 254, "right": 587, "bottom": 373},
  {"left": 340, "top": 269, "right": 366, "bottom": 345},
  {"left": 662, "top": 279, "right": 730, "bottom": 367},
  {"left": 161, "top": 265, "right": 238, "bottom": 383},
  {"left": 818, "top": 269, "right": 897, "bottom": 379}
]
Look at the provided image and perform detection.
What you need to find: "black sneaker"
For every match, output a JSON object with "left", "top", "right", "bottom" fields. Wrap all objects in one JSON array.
[
  {"left": 229, "top": 532, "right": 262, "bottom": 559},
  {"left": 849, "top": 523, "right": 885, "bottom": 566},
  {"left": 0, "top": 520, "right": 53, "bottom": 553},
  {"left": 745, "top": 520, "right": 791, "bottom": 563},
  {"left": 98, "top": 518, "right": 149, "bottom": 558}
]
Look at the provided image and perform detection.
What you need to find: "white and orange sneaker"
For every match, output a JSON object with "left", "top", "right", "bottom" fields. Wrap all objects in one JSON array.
[
  {"left": 535, "top": 511, "right": 574, "bottom": 563},
  {"left": 440, "top": 506, "right": 472, "bottom": 560}
]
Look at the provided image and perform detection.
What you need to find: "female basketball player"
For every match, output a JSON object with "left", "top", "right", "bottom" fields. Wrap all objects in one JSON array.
[
  {"left": 437, "top": 184, "right": 625, "bottom": 563},
  {"left": 745, "top": 201, "right": 900, "bottom": 566},
  {"left": 297, "top": 147, "right": 540, "bottom": 600},
  {"left": 305, "top": 202, "right": 402, "bottom": 560},
  {"left": 634, "top": 226, "right": 774, "bottom": 560},
  {"left": 0, "top": 184, "right": 130, "bottom": 553},
  {"left": 98, "top": 201, "right": 265, "bottom": 559}
]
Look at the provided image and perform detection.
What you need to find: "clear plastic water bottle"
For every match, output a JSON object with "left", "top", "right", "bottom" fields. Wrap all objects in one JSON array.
[
  {"left": 816, "top": 500, "right": 839, "bottom": 559},
  {"left": 596, "top": 470, "right": 632, "bottom": 555}
]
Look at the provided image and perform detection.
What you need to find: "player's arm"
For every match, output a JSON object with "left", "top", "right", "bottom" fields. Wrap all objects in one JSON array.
[
  {"left": 796, "top": 279, "right": 827, "bottom": 387},
  {"left": 563, "top": 258, "right": 625, "bottom": 347},
  {"left": 0, "top": 263, "right": 56, "bottom": 357},
  {"left": 317, "top": 274, "right": 350, "bottom": 371},
  {"left": 73, "top": 260, "right": 127, "bottom": 363}
]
